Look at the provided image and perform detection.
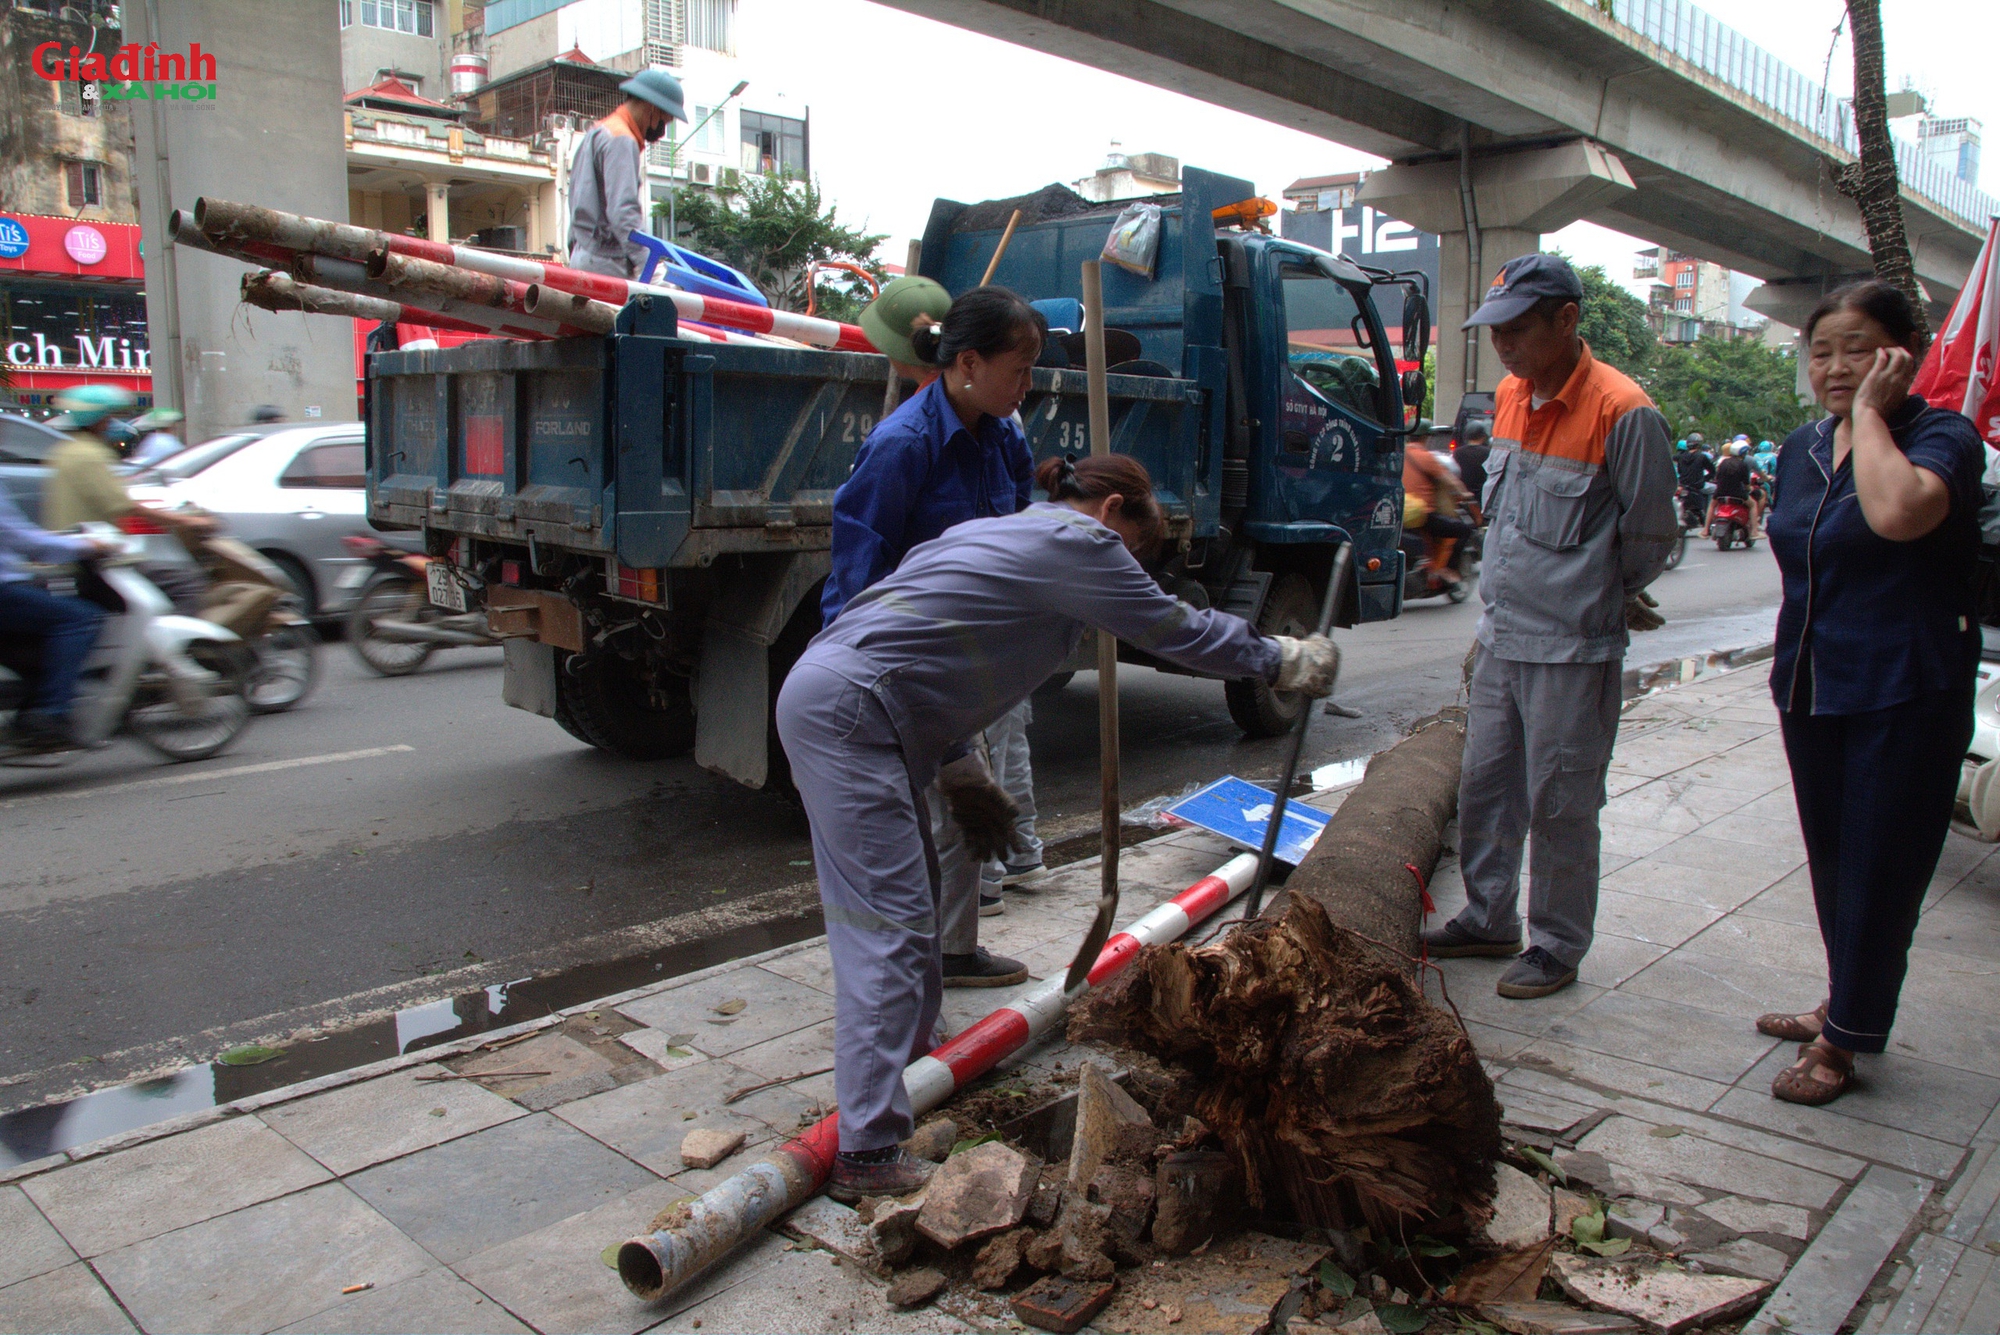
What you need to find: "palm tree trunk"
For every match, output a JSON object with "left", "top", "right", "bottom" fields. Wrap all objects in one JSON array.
[{"left": 1839, "top": 0, "right": 1931, "bottom": 348}]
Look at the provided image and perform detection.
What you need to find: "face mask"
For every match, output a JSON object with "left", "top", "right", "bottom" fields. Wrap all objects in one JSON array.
[{"left": 643, "top": 120, "right": 666, "bottom": 143}]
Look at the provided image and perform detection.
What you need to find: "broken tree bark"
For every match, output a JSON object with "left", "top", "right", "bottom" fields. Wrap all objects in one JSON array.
[{"left": 1072, "top": 712, "right": 1500, "bottom": 1234}]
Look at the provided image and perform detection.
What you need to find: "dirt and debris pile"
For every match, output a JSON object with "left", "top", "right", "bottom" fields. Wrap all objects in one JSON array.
[{"left": 1070, "top": 714, "right": 1501, "bottom": 1234}]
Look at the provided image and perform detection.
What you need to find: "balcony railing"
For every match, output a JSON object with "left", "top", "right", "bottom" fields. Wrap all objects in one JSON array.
[{"left": 1599, "top": 0, "right": 1997, "bottom": 230}]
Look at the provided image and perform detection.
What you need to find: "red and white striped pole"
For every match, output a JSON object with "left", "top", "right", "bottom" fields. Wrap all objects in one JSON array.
[{"left": 616, "top": 851, "right": 1261, "bottom": 1303}]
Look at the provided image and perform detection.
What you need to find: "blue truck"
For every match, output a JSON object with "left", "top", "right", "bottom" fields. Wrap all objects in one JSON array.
[{"left": 363, "top": 166, "right": 1429, "bottom": 792}]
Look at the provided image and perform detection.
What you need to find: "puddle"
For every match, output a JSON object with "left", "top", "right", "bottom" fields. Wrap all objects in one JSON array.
[
  {"left": 0, "top": 907, "right": 823, "bottom": 1169},
  {"left": 1309, "top": 757, "right": 1370, "bottom": 791}
]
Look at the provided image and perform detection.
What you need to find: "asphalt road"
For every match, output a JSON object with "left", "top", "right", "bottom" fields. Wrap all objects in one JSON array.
[{"left": 0, "top": 544, "right": 1781, "bottom": 1108}]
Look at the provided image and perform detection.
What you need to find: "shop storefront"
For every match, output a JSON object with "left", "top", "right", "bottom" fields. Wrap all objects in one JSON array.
[{"left": 0, "top": 213, "right": 150, "bottom": 417}]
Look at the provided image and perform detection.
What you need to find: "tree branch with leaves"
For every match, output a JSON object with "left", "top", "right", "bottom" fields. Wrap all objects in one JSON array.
[
  {"left": 1836, "top": 0, "right": 1930, "bottom": 349},
  {"left": 657, "top": 173, "right": 887, "bottom": 322}
]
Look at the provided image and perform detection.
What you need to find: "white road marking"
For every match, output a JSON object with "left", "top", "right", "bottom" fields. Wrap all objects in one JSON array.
[{"left": 0, "top": 745, "right": 417, "bottom": 809}]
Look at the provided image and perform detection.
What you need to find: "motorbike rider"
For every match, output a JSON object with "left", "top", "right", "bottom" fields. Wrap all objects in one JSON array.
[
  {"left": 0, "top": 486, "right": 118, "bottom": 751},
  {"left": 1676, "top": 432, "right": 1717, "bottom": 528},
  {"left": 1404, "top": 436, "right": 1473, "bottom": 584},
  {"left": 1454, "top": 421, "right": 1492, "bottom": 522},
  {"left": 1704, "top": 441, "right": 1757, "bottom": 537},
  {"left": 125, "top": 408, "right": 187, "bottom": 469}
]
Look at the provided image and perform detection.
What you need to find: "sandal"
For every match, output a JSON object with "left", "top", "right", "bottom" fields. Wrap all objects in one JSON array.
[
  {"left": 1772, "top": 1039, "right": 1854, "bottom": 1106},
  {"left": 1756, "top": 1000, "right": 1828, "bottom": 1042}
]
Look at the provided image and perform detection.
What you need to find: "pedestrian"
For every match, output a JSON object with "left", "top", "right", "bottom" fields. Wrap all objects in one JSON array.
[
  {"left": 567, "top": 70, "right": 686, "bottom": 281},
  {"left": 1454, "top": 420, "right": 1492, "bottom": 520},
  {"left": 1755, "top": 279, "right": 1983, "bottom": 1105},
  {"left": 1420, "top": 254, "right": 1679, "bottom": 997},
  {"left": 777, "top": 453, "right": 1338, "bottom": 1199},
  {"left": 125, "top": 408, "right": 186, "bottom": 469},
  {"left": 830, "top": 284, "right": 1040, "bottom": 982}
]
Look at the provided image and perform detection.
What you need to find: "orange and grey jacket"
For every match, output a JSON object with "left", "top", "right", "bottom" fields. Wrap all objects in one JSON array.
[{"left": 1475, "top": 343, "right": 1679, "bottom": 663}]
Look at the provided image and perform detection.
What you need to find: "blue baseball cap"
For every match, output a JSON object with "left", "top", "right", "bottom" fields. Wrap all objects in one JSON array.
[{"left": 1462, "top": 253, "right": 1585, "bottom": 328}]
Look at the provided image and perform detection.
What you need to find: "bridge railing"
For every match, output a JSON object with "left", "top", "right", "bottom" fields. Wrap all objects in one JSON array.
[{"left": 1604, "top": 0, "right": 1997, "bottom": 230}]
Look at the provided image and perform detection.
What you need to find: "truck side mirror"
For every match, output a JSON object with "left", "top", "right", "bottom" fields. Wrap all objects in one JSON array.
[
  {"left": 1401, "top": 286, "right": 1430, "bottom": 364},
  {"left": 1402, "top": 367, "right": 1427, "bottom": 418}
]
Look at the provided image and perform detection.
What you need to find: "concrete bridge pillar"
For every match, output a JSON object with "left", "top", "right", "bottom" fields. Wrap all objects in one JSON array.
[{"left": 1359, "top": 141, "right": 1636, "bottom": 427}]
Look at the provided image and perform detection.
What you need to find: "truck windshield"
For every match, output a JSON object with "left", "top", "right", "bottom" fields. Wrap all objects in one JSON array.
[{"left": 1279, "top": 262, "right": 1383, "bottom": 425}]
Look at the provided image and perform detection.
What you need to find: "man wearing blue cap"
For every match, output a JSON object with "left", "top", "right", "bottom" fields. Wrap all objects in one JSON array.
[
  {"left": 1421, "top": 254, "right": 1678, "bottom": 998},
  {"left": 568, "top": 69, "right": 687, "bottom": 281}
]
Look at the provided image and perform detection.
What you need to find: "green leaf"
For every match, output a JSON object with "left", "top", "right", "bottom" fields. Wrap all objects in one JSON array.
[
  {"left": 665, "top": 1047, "right": 693, "bottom": 1059},
  {"left": 600, "top": 1242, "right": 622, "bottom": 1269},
  {"left": 1376, "top": 1302, "right": 1429, "bottom": 1334},
  {"left": 1580, "top": 1237, "right": 1633, "bottom": 1257},
  {"left": 216, "top": 1044, "right": 283, "bottom": 1066},
  {"left": 1647, "top": 1124, "right": 1684, "bottom": 1139},
  {"left": 949, "top": 1131, "right": 1001, "bottom": 1156},
  {"left": 1318, "top": 1261, "right": 1357, "bottom": 1299},
  {"left": 1519, "top": 1144, "right": 1567, "bottom": 1184},
  {"left": 1413, "top": 1234, "right": 1458, "bottom": 1258},
  {"left": 1571, "top": 1209, "right": 1606, "bottom": 1246}
]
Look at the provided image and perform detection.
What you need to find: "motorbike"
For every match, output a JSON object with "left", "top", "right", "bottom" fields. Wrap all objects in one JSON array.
[
  {"left": 1710, "top": 496, "right": 1757, "bottom": 551},
  {"left": 0, "top": 528, "right": 254, "bottom": 764},
  {"left": 342, "top": 535, "right": 498, "bottom": 675},
  {"left": 172, "top": 527, "right": 319, "bottom": 713},
  {"left": 1400, "top": 507, "right": 1483, "bottom": 604}
]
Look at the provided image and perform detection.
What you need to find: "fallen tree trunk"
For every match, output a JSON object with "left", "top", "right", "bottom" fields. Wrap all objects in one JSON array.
[{"left": 1072, "top": 712, "right": 1500, "bottom": 1233}]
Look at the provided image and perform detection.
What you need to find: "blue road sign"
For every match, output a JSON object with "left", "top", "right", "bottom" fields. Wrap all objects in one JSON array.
[{"left": 1165, "top": 776, "right": 1329, "bottom": 867}]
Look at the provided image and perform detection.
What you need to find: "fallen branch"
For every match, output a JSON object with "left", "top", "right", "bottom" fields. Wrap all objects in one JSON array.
[
  {"left": 724, "top": 1067, "right": 834, "bottom": 1104},
  {"left": 417, "top": 1069, "right": 549, "bottom": 1082}
]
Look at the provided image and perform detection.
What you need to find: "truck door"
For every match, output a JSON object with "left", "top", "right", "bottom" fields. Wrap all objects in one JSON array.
[{"left": 1262, "top": 253, "right": 1402, "bottom": 567}]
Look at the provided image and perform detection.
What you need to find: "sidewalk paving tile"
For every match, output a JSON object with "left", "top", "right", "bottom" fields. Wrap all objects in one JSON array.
[
  {"left": 0, "top": 1184, "right": 76, "bottom": 1288},
  {"left": 1599, "top": 857, "right": 1775, "bottom": 913},
  {"left": 1646, "top": 832, "right": 1805, "bottom": 884},
  {"left": 271, "top": 1267, "right": 532, "bottom": 1334},
  {"left": 1680, "top": 910, "right": 1827, "bottom": 968},
  {"left": 1575, "top": 933, "right": 1672, "bottom": 989},
  {"left": 554, "top": 1061, "right": 784, "bottom": 1177},
  {"left": 91, "top": 1181, "right": 434, "bottom": 1335},
  {"left": 1707, "top": 1089, "right": 1966, "bottom": 1179},
  {"left": 259, "top": 1065, "right": 524, "bottom": 1176},
  {"left": 1575, "top": 1115, "right": 1846, "bottom": 1209},
  {"left": 1730, "top": 868, "right": 1817, "bottom": 928},
  {"left": 1746, "top": 1164, "right": 1930, "bottom": 1334},
  {"left": 1591, "top": 886, "right": 1726, "bottom": 949},
  {"left": 1501, "top": 1038, "right": 1732, "bottom": 1115},
  {"left": 1874, "top": 1230, "right": 1967, "bottom": 1334},
  {"left": 1541, "top": 989, "right": 1779, "bottom": 1084},
  {"left": 616, "top": 968, "right": 835, "bottom": 1060},
  {"left": 451, "top": 1179, "right": 691, "bottom": 1335},
  {"left": 757, "top": 944, "right": 836, "bottom": 996},
  {"left": 646, "top": 1230, "right": 978, "bottom": 1333},
  {"left": 344, "top": 1113, "right": 661, "bottom": 1264},
  {"left": 1496, "top": 1086, "right": 1598, "bottom": 1135},
  {"left": 1614, "top": 944, "right": 1827, "bottom": 1020},
  {"left": 1737, "top": 1046, "right": 2000, "bottom": 1147},
  {"left": 21, "top": 1112, "right": 332, "bottom": 1257},
  {"left": 0, "top": 1263, "right": 136, "bottom": 1335}
]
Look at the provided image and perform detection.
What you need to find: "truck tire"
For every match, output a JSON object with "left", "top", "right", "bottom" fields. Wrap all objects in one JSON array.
[
  {"left": 1225, "top": 572, "right": 1316, "bottom": 738},
  {"left": 554, "top": 651, "right": 695, "bottom": 760}
]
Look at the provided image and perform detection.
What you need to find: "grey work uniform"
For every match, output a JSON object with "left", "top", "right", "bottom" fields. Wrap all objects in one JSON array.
[
  {"left": 1454, "top": 347, "right": 1678, "bottom": 968},
  {"left": 566, "top": 121, "right": 649, "bottom": 280},
  {"left": 776, "top": 503, "right": 1280, "bottom": 1151}
]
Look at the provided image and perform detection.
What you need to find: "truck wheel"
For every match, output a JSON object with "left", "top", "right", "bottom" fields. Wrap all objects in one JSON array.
[
  {"left": 1225, "top": 572, "right": 1316, "bottom": 738},
  {"left": 554, "top": 651, "right": 695, "bottom": 760}
]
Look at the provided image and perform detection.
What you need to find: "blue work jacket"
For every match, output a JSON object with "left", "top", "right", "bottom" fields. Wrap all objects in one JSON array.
[
  {"left": 1768, "top": 395, "right": 1984, "bottom": 715},
  {"left": 821, "top": 377, "right": 1034, "bottom": 625}
]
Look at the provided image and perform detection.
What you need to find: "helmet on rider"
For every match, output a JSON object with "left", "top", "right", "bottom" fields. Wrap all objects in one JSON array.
[
  {"left": 1687, "top": 431, "right": 1705, "bottom": 447},
  {"left": 50, "top": 383, "right": 138, "bottom": 431}
]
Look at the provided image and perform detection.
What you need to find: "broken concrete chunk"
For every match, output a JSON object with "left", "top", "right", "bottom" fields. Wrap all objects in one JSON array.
[
  {"left": 1554, "top": 1189, "right": 1596, "bottom": 1238},
  {"left": 1696, "top": 1196, "right": 1810, "bottom": 1240},
  {"left": 1096, "top": 1232, "right": 1327, "bottom": 1335},
  {"left": 1604, "top": 1200, "right": 1666, "bottom": 1244},
  {"left": 1056, "top": 1192, "right": 1117, "bottom": 1281},
  {"left": 780, "top": 1196, "right": 873, "bottom": 1266},
  {"left": 973, "top": 1227, "right": 1032, "bottom": 1290},
  {"left": 1025, "top": 1227, "right": 1065, "bottom": 1274},
  {"left": 1013, "top": 1274, "right": 1117, "bottom": 1333},
  {"left": 1552, "top": 1253, "right": 1770, "bottom": 1335},
  {"left": 901, "top": 1118, "right": 959, "bottom": 1164},
  {"left": 1070, "top": 1062, "right": 1152, "bottom": 1190},
  {"left": 1477, "top": 1298, "right": 1641, "bottom": 1334},
  {"left": 1481, "top": 1162, "right": 1555, "bottom": 1251},
  {"left": 867, "top": 1195, "right": 924, "bottom": 1267},
  {"left": 887, "top": 1266, "right": 946, "bottom": 1309},
  {"left": 915, "top": 1140, "right": 1037, "bottom": 1249},
  {"left": 1685, "top": 1237, "right": 1790, "bottom": 1283},
  {"left": 1028, "top": 1163, "right": 1065, "bottom": 1228},
  {"left": 1152, "top": 1149, "right": 1240, "bottom": 1256},
  {"left": 1089, "top": 1164, "right": 1158, "bottom": 1243},
  {"left": 678, "top": 1127, "right": 746, "bottom": 1170}
]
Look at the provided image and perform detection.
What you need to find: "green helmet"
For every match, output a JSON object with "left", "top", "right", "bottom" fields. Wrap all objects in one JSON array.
[
  {"left": 618, "top": 69, "right": 686, "bottom": 122},
  {"left": 51, "top": 383, "right": 138, "bottom": 429},
  {"left": 134, "top": 408, "right": 184, "bottom": 431},
  {"left": 860, "top": 276, "right": 952, "bottom": 366}
]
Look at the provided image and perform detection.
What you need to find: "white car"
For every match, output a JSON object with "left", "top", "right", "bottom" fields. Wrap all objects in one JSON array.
[{"left": 126, "top": 423, "right": 389, "bottom": 616}]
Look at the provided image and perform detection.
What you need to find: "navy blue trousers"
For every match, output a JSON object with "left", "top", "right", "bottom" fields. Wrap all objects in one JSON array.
[
  {"left": 0, "top": 581, "right": 102, "bottom": 721},
  {"left": 1780, "top": 680, "right": 1972, "bottom": 1053}
]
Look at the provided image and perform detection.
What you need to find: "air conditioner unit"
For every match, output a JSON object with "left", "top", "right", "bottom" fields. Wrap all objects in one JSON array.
[
  {"left": 690, "top": 162, "right": 713, "bottom": 185},
  {"left": 719, "top": 167, "right": 741, "bottom": 189}
]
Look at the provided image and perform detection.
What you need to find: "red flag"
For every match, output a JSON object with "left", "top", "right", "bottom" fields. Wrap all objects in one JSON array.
[{"left": 1914, "top": 218, "right": 2000, "bottom": 446}]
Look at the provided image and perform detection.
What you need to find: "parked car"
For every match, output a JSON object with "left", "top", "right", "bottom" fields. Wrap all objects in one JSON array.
[
  {"left": 0, "top": 412, "right": 70, "bottom": 513},
  {"left": 126, "top": 423, "right": 389, "bottom": 616}
]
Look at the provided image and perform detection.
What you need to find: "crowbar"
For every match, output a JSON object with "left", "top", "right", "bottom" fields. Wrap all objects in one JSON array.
[
  {"left": 1066, "top": 259, "right": 1120, "bottom": 993},
  {"left": 1245, "top": 541, "right": 1352, "bottom": 919}
]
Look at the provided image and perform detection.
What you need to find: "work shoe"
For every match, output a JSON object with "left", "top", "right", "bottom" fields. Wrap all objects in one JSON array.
[
  {"left": 828, "top": 1147, "right": 936, "bottom": 1203},
  {"left": 978, "top": 886, "right": 1005, "bottom": 917},
  {"left": 1000, "top": 859, "right": 1049, "bottom": 886},
  {"left": 1497, "top": 947, "right": 1579, "bottom": 999},
  {"left": 942, "top": 948, "right": 1029, "bottom": 988},
  {"left": 1421, "top": 919, "right": 1522, "bottom": 958}
]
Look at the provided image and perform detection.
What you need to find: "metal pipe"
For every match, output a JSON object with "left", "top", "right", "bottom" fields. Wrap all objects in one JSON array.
[
  {"left": 239, "top": 271, "right": 503, "bottom": 338},
  {"left": 617, "top": 851, "right": 1264, "bottom": 1303},
  {"left": 366, "top": 249, "right": 520, "bottom": 312},
  {"left": 292, "top": 254, "right": 566, "bottom": 340},
  {"left": 1457, "top": 123, "right": 1484, "bottom": 398},
  {"left": 521, "top": 284, "right": 620, "bottom": 336}
]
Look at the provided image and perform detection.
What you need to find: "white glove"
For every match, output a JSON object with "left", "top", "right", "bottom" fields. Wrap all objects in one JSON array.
[{"left": 1272, "top": 633, "right": 1340, "bottom": 698}]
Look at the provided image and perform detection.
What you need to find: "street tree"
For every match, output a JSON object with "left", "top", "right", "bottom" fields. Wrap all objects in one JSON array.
[
  {"left": 1570, "top": 258, "right": 1656, "bottom": 376},
  {"left": 1837, "top": 0, "right": 1930, "bottom": 348},
  {"left": 1643, "top": 336, "right": 1811, "bottom": 443},
  {"left": 658, "top": 174, "right": 887, "bottom": 321}
]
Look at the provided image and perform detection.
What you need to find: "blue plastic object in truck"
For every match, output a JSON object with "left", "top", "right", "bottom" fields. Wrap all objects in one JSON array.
[{"left": 628, "top": 233, "right": 768, "bottom": 307}]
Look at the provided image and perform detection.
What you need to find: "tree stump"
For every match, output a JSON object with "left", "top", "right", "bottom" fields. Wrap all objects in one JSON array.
[{"left": 1071, "top": 712, "right": 1499, "bottom": 1232}]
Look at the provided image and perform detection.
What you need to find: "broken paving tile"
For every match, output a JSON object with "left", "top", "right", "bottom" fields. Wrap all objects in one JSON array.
[
  {"left": 887, "top": 1266, "right": 945, "bottom": 1309},
  {"left": 616, "top": 1028, "right": 708, "bottom": 1073},
  {"left": 1477, "top": 1299, "right": 1641, "bottom": 1334},
  {"left": 1482, "top": 1162, "right": 1554, "bottom": 1251},
  {"left": 1068, "top": 1062, "right": 1150, "bottom": 1190},
  {"left": 1686, "top": 1237, "right": 1791, "bottom": 1283},
  {"left": 1695, "top": 1196, "right": 1809, "bottom": 1241},
  {"left": 1014, "top": 1275, "right": 1118, "bottom": 1333},
  {"left": 1095, "top": 1232, "right": 1328, "bottom": 1335},
  {"left": 1552, "top": 1253, "right": 1769, "bottom": 1335},
  {"left": 679, "top": 1127, "right": 746, "bottom": 1170},
  {"left": 915, "top": 1141, "right": 1037, "bottom": 1249},
  {"left": 514, "top": 1071, "right": 619, "bottom": 1112},
  {"left": 455, "top": 1031, "right": 613, "bottom": 1097},
  {"left": 780, "top": 1197, "right": 873, "bottom": 1266}
]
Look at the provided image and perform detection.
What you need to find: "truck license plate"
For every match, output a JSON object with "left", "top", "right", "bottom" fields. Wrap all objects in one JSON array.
[{"left": 426, "top": 562, "right": 468, "bottom": 612}]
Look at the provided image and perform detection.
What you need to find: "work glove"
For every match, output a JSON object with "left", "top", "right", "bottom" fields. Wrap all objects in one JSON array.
[
  {"left": 938, "top": 752, "right": 1023, "bottom": 863},
  {"left": 1625, "top": 590, "right": 1664, "bottom": 632},
  {"left": 1272, "top": 633, "right": 1340, "bottom": 698}
]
